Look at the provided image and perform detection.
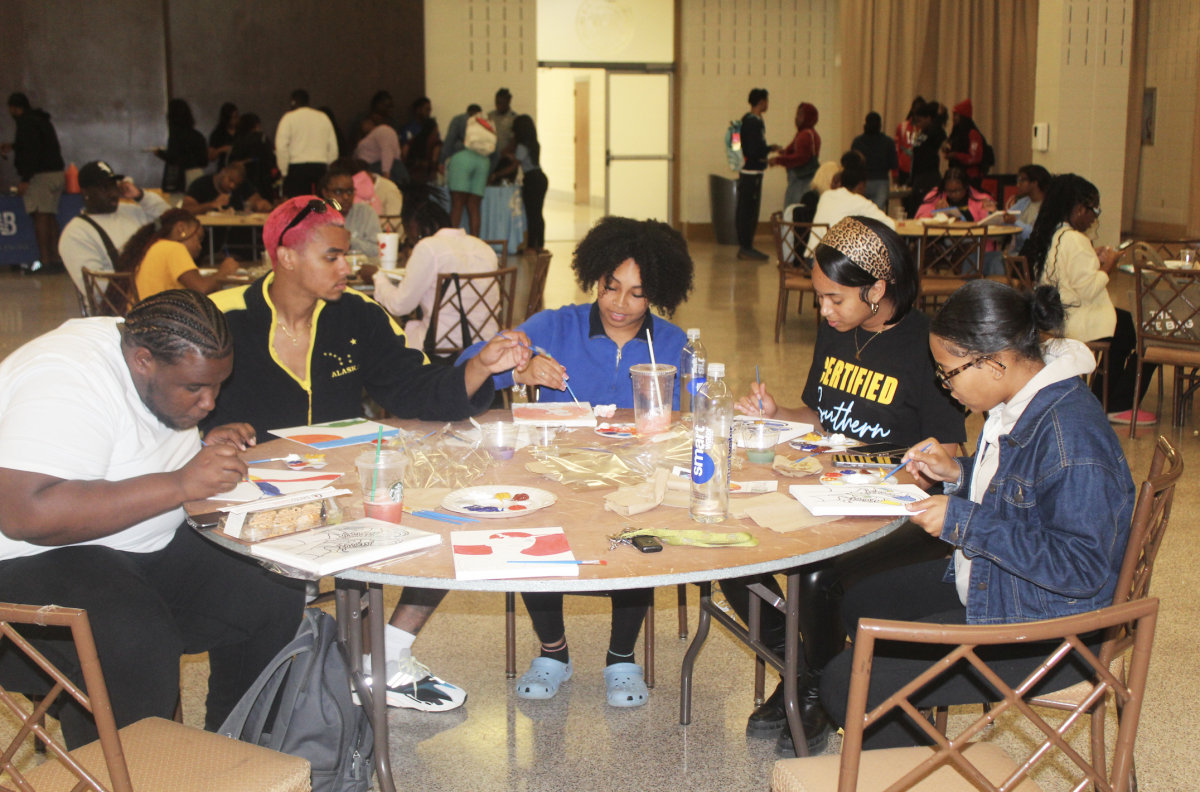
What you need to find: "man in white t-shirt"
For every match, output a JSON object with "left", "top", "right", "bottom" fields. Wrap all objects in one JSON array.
[
  {"left": 808, "top": 151, "right": 896, "bottom": 252},
  {"left": 0, "top": 290, "right": 303, "bottom": 749},
  {"left": 370, "top": 200, "right": 500, "bottom": 349},
  {"left": 58, "top": 160, "right": 171, "bottom": 296},
  {"left": 276, "top": 89, "right": 339, "bottom": 198}
]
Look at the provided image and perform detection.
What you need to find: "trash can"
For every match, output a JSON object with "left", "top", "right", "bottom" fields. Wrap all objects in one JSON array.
[{"left": 709, "top": 174, "right": 739, "bottom": 245}]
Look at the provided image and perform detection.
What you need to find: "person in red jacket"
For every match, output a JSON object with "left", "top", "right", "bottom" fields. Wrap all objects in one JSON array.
[
  {"left": 893, "top": 96, "right": 924, "bottom": 186},
  {"left": 771, "top": 102, "right": 821, "bottom": 208},
  {"left": 942, "top": 99, "right": 988, "bottom": 185}
]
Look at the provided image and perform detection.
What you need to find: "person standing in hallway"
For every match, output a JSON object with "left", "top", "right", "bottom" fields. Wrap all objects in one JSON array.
[
  {"left": 506, "top": 115, "right": 547, "bottom": 252},
  {"left": 276, "top": 89, "right": 339, "bottom": 198},
  {"left": 771, "top": 102, "right": 821, "bottom": 210},
  {"left": 3, "top": 93, "right": 64, "bottom": 272},
  {"left": 488, "top": 89, "right": 518, "bottom": 164},
  {"left": 852, "top": 112, "right": 899, "bottom": 211},
  {"left": 903, "top": 101, "right": 947, "bottom": 218},
  {"left": 736, "top": 88, "right": 779, "bottom": 260},
  {"left": 155, "top": 99, "right": 209, "bottom": 195},
  {"left": 942, "top": 99, "right": 989, "bottom": 186}
]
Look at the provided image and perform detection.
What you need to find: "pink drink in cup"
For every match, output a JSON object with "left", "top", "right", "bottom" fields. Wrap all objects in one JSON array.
[
  {"left": 630, "top": 363, "right": 676, "bottom": 435},
  {"left": 355, "top": 449, "right": 407, "bottom": 524}
]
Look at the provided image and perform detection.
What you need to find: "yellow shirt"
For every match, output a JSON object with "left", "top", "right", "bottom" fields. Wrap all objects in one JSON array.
[{"left": 135, "top": 240, "right": 198, "bottom": 300}]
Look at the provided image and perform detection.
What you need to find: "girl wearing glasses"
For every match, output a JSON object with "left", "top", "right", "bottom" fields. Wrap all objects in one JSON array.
[
  {"left": 1021, "top": 173, "right": 1152, "bottom": 426},
  {"left": 724, "top": 216, "right": 966, "bottom": 756},
  {"left": 820, "top": 279, "right": 1134, "bottom": 748}
]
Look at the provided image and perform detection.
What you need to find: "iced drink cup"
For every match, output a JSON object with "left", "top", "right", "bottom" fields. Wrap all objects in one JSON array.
[
  {"left": 741, "top": 423, "right": 781, "bottom": 464},
  {"left": 630, "top": 363, "right": 676, "bottom": 436},
  {"left": 356, "top": 448, "right": 407, "bottom": 523}
]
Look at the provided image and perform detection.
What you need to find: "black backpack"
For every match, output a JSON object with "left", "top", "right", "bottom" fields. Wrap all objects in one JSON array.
[{"left": 219, "top": 609, "right": 374, "bottom": 792}]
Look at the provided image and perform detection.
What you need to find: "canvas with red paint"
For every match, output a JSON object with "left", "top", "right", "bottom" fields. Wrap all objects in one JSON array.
[{"left": 450, "top": 527, "right": 579, "bottom": 580}]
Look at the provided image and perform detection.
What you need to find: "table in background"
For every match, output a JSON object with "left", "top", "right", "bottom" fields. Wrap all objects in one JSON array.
[
  {"left": 896, "top": 220, "right": 1021, "bottom": 275},
  {"left": 191, "top": 410, "right": 903, "bottom": 792},
  {"left": 428, "top": 183, "right": 527, "bottom": 254},
  {"left": 0, "top": 193, "right": 85, "bottom": 266},
  {"left": 198, "top": 211, "right": 269, "bottom": 266}
]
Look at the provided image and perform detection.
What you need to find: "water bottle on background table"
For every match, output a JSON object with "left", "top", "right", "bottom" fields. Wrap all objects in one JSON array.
[
  {"left": 690, "top": 362, "right": 732, "bottom": 523},
  {"left": 679, "top": 328, "right": 707, "bottom": 422}
]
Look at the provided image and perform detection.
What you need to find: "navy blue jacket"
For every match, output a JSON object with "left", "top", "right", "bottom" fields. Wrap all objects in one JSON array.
[
  {"left": 458, "top": 302, "right": 687, "bottom": 409},
  {"left": 941, "top": 376, "right": 1135, "bottom": 624}
]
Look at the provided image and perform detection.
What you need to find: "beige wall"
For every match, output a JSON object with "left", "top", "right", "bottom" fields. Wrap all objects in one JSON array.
[
  {"left": 424, "top": 0, "right": 538, "bottom": 132},
  {"left": 677, "top": 0, "right": 843, "bottom": 226},
  {"left": 1032, "top": 0, "right": 1134, "bottom": 247},
  {"left": 1133, "top": 0, "right": 1200, "bottom": 231}
]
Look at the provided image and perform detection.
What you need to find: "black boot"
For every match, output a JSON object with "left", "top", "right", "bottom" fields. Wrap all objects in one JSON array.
[
  {"left": 774, "top": 668, "right": 832, "bottom": 756},
  {"left": 746, "top": 679, "right": 788, "bottom": 738}
]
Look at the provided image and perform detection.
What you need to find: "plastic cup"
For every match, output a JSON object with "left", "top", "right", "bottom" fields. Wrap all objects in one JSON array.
[
  {"left": 376, "top": 232, "right": 400, "bottom": 266},
  {"left": 741, "top": 423, "right": 781, "bottom": 464},
  {"left": 355, "top": 449, "right": 407, "bottom": 523},
  {"left": 1181, "top": 249, "right": 1197, "bottom": 269},
  {"left": 480, "top": 421, "right": 520, "bottom": 460},
  {"left": 528, "top": 423, "right": 558, "bottom": 445},
  {"left": 630, "top": 363, "right": 676, "bottom": 436}
]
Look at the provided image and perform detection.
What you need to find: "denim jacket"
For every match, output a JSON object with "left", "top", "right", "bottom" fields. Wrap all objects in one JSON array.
[{"left": 941, "top": 376, "right": 1134, "bottom": 624}]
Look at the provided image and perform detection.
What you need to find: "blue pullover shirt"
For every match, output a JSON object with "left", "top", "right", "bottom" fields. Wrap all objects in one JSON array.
[{"left": 457, "top": 302, "right": 687, "bottom": 409}]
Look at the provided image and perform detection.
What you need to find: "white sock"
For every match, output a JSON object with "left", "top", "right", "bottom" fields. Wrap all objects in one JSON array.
[{"left": 385, "top": 624, "right": 417, "bottom": 662}]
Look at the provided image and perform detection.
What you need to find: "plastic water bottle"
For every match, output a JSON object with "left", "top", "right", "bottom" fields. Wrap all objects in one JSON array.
[
  {"left": 679, "top": 328, "right": 708, "bottom": 422},
  {"left": 690, "top": 363, "right": 733, "bottom": 523}
]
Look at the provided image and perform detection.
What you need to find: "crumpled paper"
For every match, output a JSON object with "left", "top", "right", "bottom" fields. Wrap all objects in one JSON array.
[
  {"left": 772, "top": 454, "right": 823, "bottom": 478},
  {"left": 603, "top": 468, "right": 670, "bottom": 516}
]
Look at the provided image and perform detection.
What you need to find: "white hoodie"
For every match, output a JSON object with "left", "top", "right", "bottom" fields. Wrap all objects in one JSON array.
[{"left": 955, "top": 338, "right": 1097, "bottom": 605}]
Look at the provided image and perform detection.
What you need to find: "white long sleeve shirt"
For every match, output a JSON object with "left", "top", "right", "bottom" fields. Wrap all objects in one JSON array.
[
  {"left": 807, "top": 187, "right": 896, "bottom": 250},
  {"left": 58, "top": 190, "right": 171, "bottom": 295},
  {"left": 1039, "top": 224, "right": 1117, "bottom": 343},
  {"left": 372, "top": 228, "right": 500, "bottom": 348},
  {"left": 275, "top": 107, "right": 339, "bottom": 175}
]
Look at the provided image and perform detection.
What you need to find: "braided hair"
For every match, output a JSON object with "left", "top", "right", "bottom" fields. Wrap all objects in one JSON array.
[
  {"left": 1019, "top": 174, "right": 1099, "bottom": 281},
  {"left": 122, "top": 289, "right": 233, "bottom": 363}
]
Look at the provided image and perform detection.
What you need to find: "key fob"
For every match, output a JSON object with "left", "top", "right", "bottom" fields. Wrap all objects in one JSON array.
[{"left": 631, "top": 535, "right": 663, "bottom": 553}]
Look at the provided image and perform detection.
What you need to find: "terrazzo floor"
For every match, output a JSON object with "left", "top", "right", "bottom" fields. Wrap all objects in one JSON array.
[{"left": 1, "top": 234, "right": 1198, "bottom": 789}]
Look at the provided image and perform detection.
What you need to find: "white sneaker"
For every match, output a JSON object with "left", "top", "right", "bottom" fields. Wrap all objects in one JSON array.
[{"left": 355, "top": 654, "right": 467, "bottom": 712}]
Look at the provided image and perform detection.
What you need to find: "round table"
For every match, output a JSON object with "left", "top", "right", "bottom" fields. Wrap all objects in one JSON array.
[
  {"left": 191, "top": 410, "right": 907, "bottom": 791},
  {"left": 197, "top": 211, "right": 269, "bottom": 266},
  {"left": 895, "top": 219, "right": 1021, "bottom": 238}
]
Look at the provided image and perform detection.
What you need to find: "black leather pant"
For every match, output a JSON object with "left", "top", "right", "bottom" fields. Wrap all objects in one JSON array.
[{"left": 719, "top": 520, "right": 950, "bottom": 674}]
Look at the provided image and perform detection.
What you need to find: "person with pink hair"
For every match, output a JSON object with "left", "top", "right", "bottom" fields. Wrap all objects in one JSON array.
[{"left": 205, "top": 195, "right": 532, "bottom": 713}]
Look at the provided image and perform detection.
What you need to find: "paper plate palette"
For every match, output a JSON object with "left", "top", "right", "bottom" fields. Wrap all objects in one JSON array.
[
  {"left": 595, "top": 423, "right": 637, "bottom": 439},
  {"left": 789, "top": 433, "right": 863, "bottom": 452},
  {"left": 442, "top": 485, "right": 557, "bottom": 519}
]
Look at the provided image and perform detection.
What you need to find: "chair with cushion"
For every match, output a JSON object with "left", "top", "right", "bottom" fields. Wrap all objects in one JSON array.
[
  {"left": 422, "top": 267, "right": 518, "bottom": 361},
  {"left": 770, "top": 212, "right": 827, "bottom": 342},
  {"left": 1130, "top": 258, "right": 1200, "bottom": 437},
  {"left": 772, "top": 598, "right": 1160, "bottom": 792},
  {"left": 0, "top": 602, "right": 311, "bottom": 792},
  {"left": 80, "top": 270, "right": 139, "bottom": 318}
]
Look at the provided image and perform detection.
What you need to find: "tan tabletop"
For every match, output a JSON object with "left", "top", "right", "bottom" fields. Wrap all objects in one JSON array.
[
  {"left": 896, "top": 220, "right": 1020, "bottom": 237},
  {"left": 191, "top": 409, "right": 906, "bottom": 592},
  {"left": 197, "top": 211, "right": 270, "bottom": 227}
]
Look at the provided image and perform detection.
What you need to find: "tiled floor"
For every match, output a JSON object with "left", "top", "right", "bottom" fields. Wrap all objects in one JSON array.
[{"left": 1, "top": 236, "right": 1198, "bottom": 789}]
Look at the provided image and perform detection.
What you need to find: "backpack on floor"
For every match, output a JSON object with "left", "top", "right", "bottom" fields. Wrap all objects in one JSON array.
[
  {"left": 725, "top": 118, "right": 744, "bottom": 172},
  {"left": 219, "top": 608, "right": 374, "bottom": 792}
]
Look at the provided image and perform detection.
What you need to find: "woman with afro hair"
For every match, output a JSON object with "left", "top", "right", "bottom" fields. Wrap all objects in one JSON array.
[{"left": 457, "top": 215, "right": 695, "bottom": 707}]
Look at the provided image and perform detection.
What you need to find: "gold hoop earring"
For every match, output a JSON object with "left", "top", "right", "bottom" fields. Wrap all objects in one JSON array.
[{"left": 870, "top": 303, "right": 879, "bottom": 315}]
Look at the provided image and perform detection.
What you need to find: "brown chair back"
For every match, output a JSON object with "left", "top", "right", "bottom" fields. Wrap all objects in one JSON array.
[
  {"left": 81, "top": 270, "right": 139, "bottom": 318},
  {"left": 483, "top": 239, "right": 509, "bottom": 270},
  {"left": 1114, "top": 436, "right": 1181, "bottom": 611},
  {"left": 379, "top": 215, "right": 403, "bottom": 234},
  {"left": 1129, "top": 237, "right": 1200, "bottom": 263},
  {"left": 1132, "top": 261, "right": 1200, "bottom": 350},
  {"left": 914, "top": 225, "right": 988, "bottom": 277},
  {"left": 423, "top": 267, "right": 518, "bottom": 359},
  {"left": 1002, "top": 254, "right": 1033, "bottom": 292},
  {"left": 838, "top": 598, "right": 1160, "bottom": 792},
  {"left": 524, "top": 250, "right": 553, "bottom": 320},
  {"left": 769, "top": 211, "right": 827, "bottom": 274},
  {"left": 0, "top": 603, "right": 135, "bottom": 792}
]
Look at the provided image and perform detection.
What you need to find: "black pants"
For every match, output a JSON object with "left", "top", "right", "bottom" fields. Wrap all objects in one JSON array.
[
  {"left": 283, "top": 162, "right": 328, "bottom": 198},
  {"left": 522, "top": 588, "right": 653, "bottom": 660},
  {"left": 522, "top": 170, "right": 549, "bottom": 250},
  {"left": 0, "top": 526, "right": 304, "bottom": 748},
  {"left": 736, "top": 172, "right": 764, "bottom": 250},
  {"left": 819, "top": 560, "right": 1102, "bottom": 749},
  {"left": 1097, "top": 307, "right": 1156, "bottom": 414},
  {"left": 720, "top": 520, "right": 949, "bottom": 671}
]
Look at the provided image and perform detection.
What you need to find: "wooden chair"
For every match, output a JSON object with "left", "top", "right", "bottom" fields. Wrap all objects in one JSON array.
[
  {"left": 1130, "top": 259, "right": 1200, "bottom": 437},
  {"left": 769, "top": 212, "right": 827, "bottom": 341},
  {"left": 503, "top": 587, "right": 691, "bottom": 689},
  {"left": 422, "top": 267, "right": 518, "bottom": 360},
  {"left": 914, "top": 226, "right": 987, "bottom": 312},
  {"left": 0, "top": 603, "right": 311, "bottom": 792},
  {"left": 379, "top": 215, "right": 403, "bottom": 234},
  {"left": 772, "top": 598, "right": 1160, "bottom": 792},
  {"left": 1001, "top": 254, "right": 1034, "bottom": 292},
  {"left": 483, "top": 239, "right": 509, "bottom": 270},
  {"left": 1128, "top": 237, "right": 1200, "bottom": 263},
  {"left": 523, "top": 250, "right": 553, "bottom": 321},
  {"left": 80, "top": 270, "right": 138, "bottom": 318}
]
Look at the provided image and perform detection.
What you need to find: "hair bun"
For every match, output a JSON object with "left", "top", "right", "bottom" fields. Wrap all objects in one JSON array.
[{"left": 1029, "top": 284, "right": 1066, "bottom": 334}]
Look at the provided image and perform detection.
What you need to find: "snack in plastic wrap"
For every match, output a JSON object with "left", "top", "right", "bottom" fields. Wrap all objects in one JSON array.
[{"left": 241, "top": 501, "right": 326, "bottom": 542}]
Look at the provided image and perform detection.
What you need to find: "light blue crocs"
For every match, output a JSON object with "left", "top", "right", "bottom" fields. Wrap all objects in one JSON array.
[
  {"left": 515, "top": 657, "right": 573, "bottom": 699},
  {"left": 603, "top": 662, "right": 648, "bottom": 707}
]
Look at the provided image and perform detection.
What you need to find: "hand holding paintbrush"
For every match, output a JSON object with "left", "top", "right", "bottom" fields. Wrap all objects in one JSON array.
[{"left": 500, "top": 332, "right": 580, "bottom": 404}]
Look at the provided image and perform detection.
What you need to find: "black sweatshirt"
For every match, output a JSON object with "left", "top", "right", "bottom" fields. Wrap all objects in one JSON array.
[
  {"left": 204, "top": 274, "right": 495, "bottom": 439},
  {"left": 740, "top": 112, "right": 769, "bottom": 171},
  {"left": 12, "top": 109, "right": 63, "bottom": 180}
]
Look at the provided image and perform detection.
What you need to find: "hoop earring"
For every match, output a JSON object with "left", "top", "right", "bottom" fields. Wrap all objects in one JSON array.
[{"left": 870, "top": 302, "right": 879, "bottom": 315}]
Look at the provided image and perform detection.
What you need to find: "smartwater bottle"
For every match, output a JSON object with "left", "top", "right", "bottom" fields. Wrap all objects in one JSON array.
[
  {"left": 679, "top": 328, "right": 708, "bottom": 423},
  {"left": 690, "top": 363, "right": 732, "bottom": 523}
]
